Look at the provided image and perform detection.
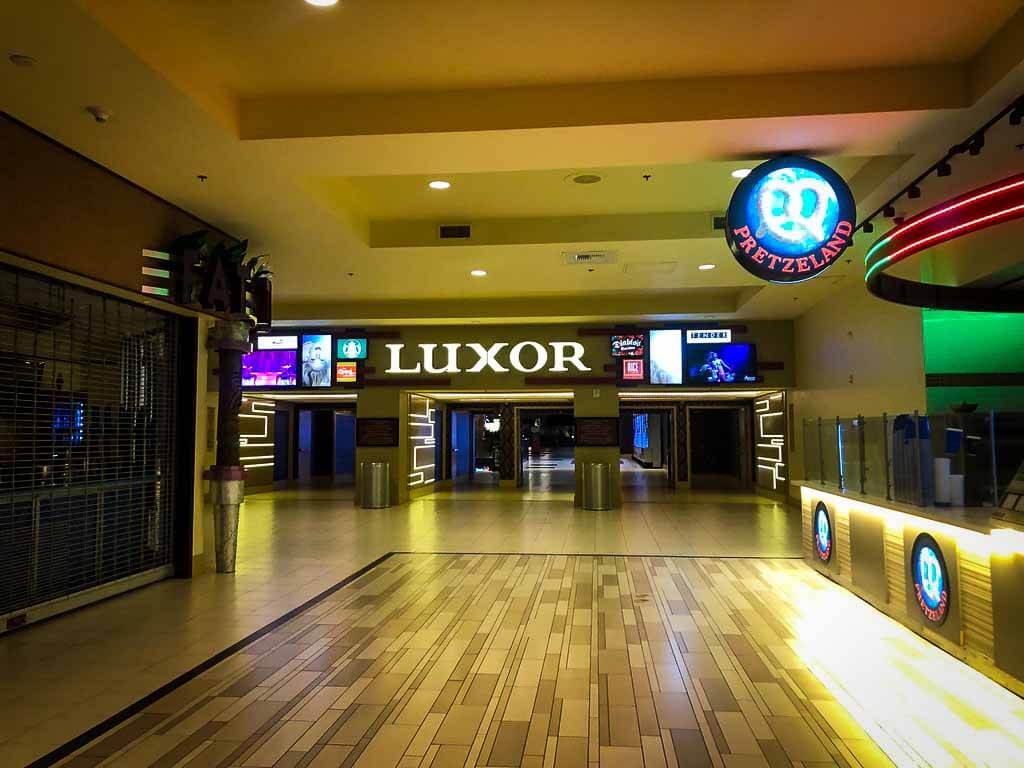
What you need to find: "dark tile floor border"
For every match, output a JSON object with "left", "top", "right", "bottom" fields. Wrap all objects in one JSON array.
[
  {"left": 27, "top": 552, "right": 395, "bottom": 768},
  {"left": 28, "top": 549, "right": 804, "bottom": 767}
]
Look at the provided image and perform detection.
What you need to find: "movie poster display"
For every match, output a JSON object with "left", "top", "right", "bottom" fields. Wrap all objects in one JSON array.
[{"left": 301, "top": 334, "right": 332, "bottom": 387}]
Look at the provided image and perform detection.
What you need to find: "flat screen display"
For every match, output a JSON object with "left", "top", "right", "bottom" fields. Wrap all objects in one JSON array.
[
  {"left": 622, "top": 359, "right": 644, "bottom": 381},
  {"left": 611, "top": 334, "right": 645, "bottom": 358},
  {"left": 686, "top": 342, "right": 758, "bottom": 384},
  {"left": 242, "top": 349, "right": 297, "bottom": 387},
  {"left": 337, "top": 338, "right": 368, "bottom": 360},
  {"left": 257, "top": 335, "right": 298, "bottom": 350},
  {"left": 649, "top": 329, "right": 683, "bottom": 384},
  {"left": 301, "top": 334, "right": 332, "bottom": 387},
  {"left": 336, "top": 361, "right": 358, "bottom": 384}
]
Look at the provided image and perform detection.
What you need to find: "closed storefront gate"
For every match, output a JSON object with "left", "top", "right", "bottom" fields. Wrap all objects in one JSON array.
[{"left": 0, "top": 262, "right": 189, "bottom": 627}]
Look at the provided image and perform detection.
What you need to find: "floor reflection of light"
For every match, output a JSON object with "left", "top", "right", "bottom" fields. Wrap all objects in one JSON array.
[{"left": 766, "top": 564, "right": 1024, "bottom": 767}]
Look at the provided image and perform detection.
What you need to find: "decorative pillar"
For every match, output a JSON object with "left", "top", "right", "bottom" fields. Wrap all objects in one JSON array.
[
  {"left": 205, "top": 318, "right": 252, "bottom": 572},
  {"left": 574, "top": 385, "right": 622, "bottom": 508},
  {"left": 498, "top": 402, "right": 516, "bottom": 488}
]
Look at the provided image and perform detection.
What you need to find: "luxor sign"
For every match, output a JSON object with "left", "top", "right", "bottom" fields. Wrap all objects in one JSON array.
[
  {"left": 726, "top": 156, "right": 855, "bottom": 283},
  {"left": 385, "top": 341, "right": 591, "bottom": 375}
]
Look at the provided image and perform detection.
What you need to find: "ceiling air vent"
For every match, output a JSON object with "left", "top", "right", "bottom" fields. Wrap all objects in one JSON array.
[
  {"left": 562, "top": 251, "right": 616, "bottom": 266},
  {"left": 439, "top": 224, "right": 471, "bottom": 239}
]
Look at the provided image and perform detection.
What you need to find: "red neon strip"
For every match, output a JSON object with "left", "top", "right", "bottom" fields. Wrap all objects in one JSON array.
[
  {"left": 880, "top": 201, "right": 1024, "bottom": 266},
  {"left": 875, "top": 177, "right": 1024, "bottom": 247}
]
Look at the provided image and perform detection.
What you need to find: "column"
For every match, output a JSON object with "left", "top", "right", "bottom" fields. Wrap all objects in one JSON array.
[
  {"left": 355, "top": 388, "right": 408, "bottom": 507},
  {"left": 574, "top": 384, "right": 622, "bottom": 508}
]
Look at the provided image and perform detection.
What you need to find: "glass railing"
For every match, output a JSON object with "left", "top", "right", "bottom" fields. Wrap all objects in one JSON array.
[{"left": 802, "top": 411, "right": 1024, "bottom": 510}]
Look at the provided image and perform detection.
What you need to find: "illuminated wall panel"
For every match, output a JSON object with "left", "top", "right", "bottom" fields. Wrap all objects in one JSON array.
[
  {"left": 239, "top": 397, "right": 276, "bottom": 485},
  {"left": 407, "top": 394, "right": 438, "bottom": 488},
  {"left": 754, "top": 391, "right": 787, "bottom": 494}
]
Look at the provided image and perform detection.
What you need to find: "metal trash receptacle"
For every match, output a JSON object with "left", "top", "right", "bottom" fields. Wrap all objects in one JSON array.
[
  {"left": 359, "top": 461, "right": 391, "bottom": 508},
  {"left": 582, "top": 462, "right": 611, "bottom": 510}
]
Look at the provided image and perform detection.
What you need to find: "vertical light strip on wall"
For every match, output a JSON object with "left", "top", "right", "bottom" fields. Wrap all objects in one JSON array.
[
  {"left": 239, "top": 399, "right": 276, "bottom": 469},
  {"left": 408, "top": 394, "right": 437, "bottom": 487},
  {"left": 754, "top": 392, "right": 786, "bottom": 490}
]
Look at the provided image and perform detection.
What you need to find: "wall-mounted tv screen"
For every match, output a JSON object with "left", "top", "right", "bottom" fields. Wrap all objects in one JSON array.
[
  {"left": 649, "top": 329, "right": 683, "bottom": 384},
  {"left": 337, "top": 338, "right": 368, "bottom": 360},
  {"left": 611, "top": 333, "right": 645, "bottom": 358},
  {"left": 336, "top": 361, "right": 359, "bottom": 384},
  {"left": 242, "top": 349, "right": 297, "bottom": 387},
  {"left": 257, "top": 334, "right": 298, "bottom": 350},
  {"left": 686, "top": 342, "right": 758, "bottom": 384},
  {"left": 301, "top": 334, "right": 332, "bottom": 387}
]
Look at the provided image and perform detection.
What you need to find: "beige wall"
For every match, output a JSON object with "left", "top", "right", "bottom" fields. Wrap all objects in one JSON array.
[{"left": 790, "top": 284, "right": 926, "bottom": 492}]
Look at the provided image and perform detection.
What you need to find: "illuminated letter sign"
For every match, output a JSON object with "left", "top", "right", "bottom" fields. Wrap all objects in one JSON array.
[
  {"left": 384, "top": 341, "right": 591, "bottom": 375},
  {"left": 686, "top": 329, "right": 731, "bottom": 345},
  {"left": 911, "top": 533, "right": 950, "bottom": 624},
  {"left": 726, "top": 156, "right": 855, "bottom": 283}
]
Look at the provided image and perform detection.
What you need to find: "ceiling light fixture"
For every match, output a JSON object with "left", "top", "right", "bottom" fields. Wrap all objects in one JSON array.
[
  {"left": 304, "top": 0, "right": 338, "bottom": 6},
  {"left": 571, "top": 174, "right": 602, "bottom": 185},
  {"left": 698, "top": 263, "right": 716, "bottom": 270},
  {"left": 8, "top": 53, "right": 35, "bottom": 67},
  {"left": 731, "top": 169, "right": 752, "bottom": 179},
  {"left": 470, "top": 269, "right": 487, "bottom": 277},
  {"left": 936, "top": 161, "right": 952, "bottom": 177},
  {"left": 428, "top": 180, "right": 451, "bottom": 190}
]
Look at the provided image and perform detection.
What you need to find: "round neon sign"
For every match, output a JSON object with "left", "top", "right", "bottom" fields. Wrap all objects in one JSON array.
[
  {"left": 726, "top": 156, "right": 855, "bottom": 283},
  {"left": 911, "top": 533, "right": 950, "bottom": 624},
  {"left": 813, "top": 501, "right": 832, "bottom": 563}
]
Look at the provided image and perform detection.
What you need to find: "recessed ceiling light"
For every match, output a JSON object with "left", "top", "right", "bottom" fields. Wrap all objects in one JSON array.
[
  {"left": 571, "top": 174, "right": 602, "bottom": 185},
  {"left": 304, "top": 0, "right": 338, "bottom": 6},
  {"left": 470, "top": 269, "right": 487, "bottom": 277},
  {"left": 698, "top": 263, "right": 716, "bottom": 271},
  {"left": 428, "top": 180, "right": 451, "bottom": 190},
  {"left": 8, "top": 54, "right": 36, "bottom": 67},
  {"left": 731, "top": 168, "right": 752, "bottom": 179}
]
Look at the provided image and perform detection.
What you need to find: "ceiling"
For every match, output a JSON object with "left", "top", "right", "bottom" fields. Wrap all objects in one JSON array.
[
  {"left": 2, "top": 1, "right": 1024, "bottom": 325},
  {"left": 75, "top": 0, "right": 1020, "bottom": 96}
]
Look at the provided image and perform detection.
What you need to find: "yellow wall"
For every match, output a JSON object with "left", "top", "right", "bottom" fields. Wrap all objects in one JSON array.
[{"left": 790, "top": 285, "right": 926, "bottom": 492}]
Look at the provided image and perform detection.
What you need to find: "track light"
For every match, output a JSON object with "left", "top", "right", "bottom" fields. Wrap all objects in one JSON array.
[
  {"left": 893, "top": 216, "right": 905, "bottom": 225},
  {"left": 908, "top": 185, "right": 921, "bottom": 199},
  {"left": 936, "top": 161, "right": 952, "bottom": 177},
  {"left": 883, "top": 204, "right": 896, "bottom": 218},
  {"left": 967, "top": 134, "right": 985, "bottom": 156},
  {"left": 1011, "top": 103, "right": 1024, "bottom": 126},
  {"left": 863, "top": 221, "right": 874, "bottom": 234}
]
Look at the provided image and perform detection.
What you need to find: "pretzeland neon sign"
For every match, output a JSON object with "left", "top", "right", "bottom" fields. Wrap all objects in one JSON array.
[{"left": 726, "top": 156, "right": 855, "bottom": 283}]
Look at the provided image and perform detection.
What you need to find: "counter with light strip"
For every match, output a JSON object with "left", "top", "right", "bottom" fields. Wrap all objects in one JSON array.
[{"left": 801, "top": 483, "right": 1024, "bottom": 694}]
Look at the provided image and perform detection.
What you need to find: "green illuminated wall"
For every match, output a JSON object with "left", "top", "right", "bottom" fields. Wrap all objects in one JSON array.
[{"left": 923, "top": 310, "right": 1024, "bottom": 412}]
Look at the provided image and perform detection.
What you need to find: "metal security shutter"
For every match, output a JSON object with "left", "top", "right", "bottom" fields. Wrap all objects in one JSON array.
[{"left": 0, "top": 262, "right": 180, "bottom": 618}]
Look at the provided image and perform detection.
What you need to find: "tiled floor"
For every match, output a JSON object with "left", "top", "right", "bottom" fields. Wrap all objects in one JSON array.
[
  {"left": 55, "top": 553, "right": 898, "bottom": 768},
  {"left": 0, "top": 488, "right": 797, "bottom": 766}
]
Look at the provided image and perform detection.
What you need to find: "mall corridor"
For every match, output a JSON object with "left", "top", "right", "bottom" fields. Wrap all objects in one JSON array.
[{"left": 4, "top": 1, "right": 1024, "bottom": 767}]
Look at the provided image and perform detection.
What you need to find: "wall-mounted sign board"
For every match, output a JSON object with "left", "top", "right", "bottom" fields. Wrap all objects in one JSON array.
[
  {"left": 356, "top": 418, "right": 400, "bottom": 447},
  {"left": 726, "top": 156, "right": 855, "bottom": 284},
  {"left": 575, "top": 417, "right": 620, "bottom": 447}
]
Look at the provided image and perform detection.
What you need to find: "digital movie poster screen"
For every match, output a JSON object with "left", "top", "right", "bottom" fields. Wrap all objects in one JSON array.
[
  {"left": 301, "top": 334, "right": 332, "bottom": 387},
  {"left": 611, "top": 333, "right": 645, "bottom": 358},
  {"left": 648, "top": 329, "right": 683, "bottom": 384},
  {"left": 242, "top": 335, "right": 297, "bottom": 387},
  {"left": 686, "top": 343, "right": 758, "bottom": 384}
]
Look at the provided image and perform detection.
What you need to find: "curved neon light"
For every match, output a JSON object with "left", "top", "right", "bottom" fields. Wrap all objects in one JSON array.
[{"left": 865, "top": 173, "right": 1024, "bottom": 311}]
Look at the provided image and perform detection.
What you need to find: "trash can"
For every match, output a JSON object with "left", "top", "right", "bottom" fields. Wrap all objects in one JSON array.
[
  {"left": 582, "top": 462, "right": 611, "bottom": 510},
  {"left": 359, "top": 461, "right": 391, "bottom": 508}
]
